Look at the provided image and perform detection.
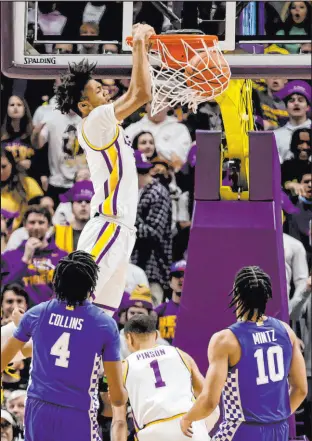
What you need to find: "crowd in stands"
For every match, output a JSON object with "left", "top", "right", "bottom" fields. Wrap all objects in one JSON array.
[{"left": 1, "top": 2, "right": 311, "bottom": 441}]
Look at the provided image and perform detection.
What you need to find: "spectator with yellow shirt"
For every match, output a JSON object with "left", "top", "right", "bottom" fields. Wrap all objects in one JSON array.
[
  {"left": 1, "top": 148, "right": 43, "bottom": 231},
  {"left": 154, "top": 260, "right": 186, "bottom": 344}
]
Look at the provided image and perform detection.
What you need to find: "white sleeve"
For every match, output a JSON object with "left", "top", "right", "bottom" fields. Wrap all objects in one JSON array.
[
  {"left": 1, "top": 322, "right": 16, "bottom": 343},
  {"left": 40, "top": 124, "right": 49, "bottom": 145},
  {"left": 5, "top": 227, "right": 29, "bottom": 252},
  {"left": 83, "top": 103, "right": 118, "bottom": 149},
  {"left": 176, "top": 192, "right": 190, "bottom": 222},
  {"left": 292, "top": 241, "right": 309, "bottom": 290},
  {"left": 172, "top": 124, "right": 192, "bottom": 162},
  {"left": 52, "top": 202, "right": 73, "bottom": 226},
  {"left": 1, "top": 322, "right": 26, "bottom": 363},
  {"left": 32, "top": 106, "right": 44, "bottom": 125}
]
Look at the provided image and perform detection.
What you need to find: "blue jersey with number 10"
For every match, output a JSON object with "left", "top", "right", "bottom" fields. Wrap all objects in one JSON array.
[
  {"left": 13, "top": 299, "right": 120, "bottom": 412},
  {"left": 223, "top": 317, "right": 292, "bottom": 424}
]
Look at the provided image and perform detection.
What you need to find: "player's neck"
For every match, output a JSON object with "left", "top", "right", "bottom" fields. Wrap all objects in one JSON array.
[
  {"left": 135, "top": 341, "right": 157, "bottom": 351},
  {"left": 238, "top": 312, "right": 268, "bottom": 323}
]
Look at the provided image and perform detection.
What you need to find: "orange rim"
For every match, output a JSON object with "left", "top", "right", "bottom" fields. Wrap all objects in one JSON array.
[
  {"left": 126, "top": 34, "right": 218, "bottom": 50},
  {"left": 126, "top": 34, "right": 219, "bottom": 69}
]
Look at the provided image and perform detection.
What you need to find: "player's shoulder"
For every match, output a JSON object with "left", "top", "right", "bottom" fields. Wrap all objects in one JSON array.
[
  {"left": 86, "top": 103, "right": 116, "bottom": 123},
  {"left": 272, "top": 318, "right": 295, "bottom": 345},
  {"left": 210, "top": 329, "right": 237, "bottom": 351},
  {"left": 23, "top": 300, "right": 50, "bottom": 320}
]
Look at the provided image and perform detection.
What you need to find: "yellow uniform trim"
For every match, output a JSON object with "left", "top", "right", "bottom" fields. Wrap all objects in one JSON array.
[
  {"left": 176, "top": 348, "right": 196, "bottom": 402},
  {"left": 102, "top": 145, "right": 119, "bottom": 215},
  {"left": 143, "top": 412, "right": 187, "bottom": 430},
  {"left": 81, "top": 123, "right": 119, "bottom": 151},
  {"left": 176, "top": 348, "right": 191, "bottom": 374},
  {"left": 122, "top": 360, "right": 129, "bottom": 386},
  {"left": 91, "top": 223, "right": 116, "bottom": 260}
]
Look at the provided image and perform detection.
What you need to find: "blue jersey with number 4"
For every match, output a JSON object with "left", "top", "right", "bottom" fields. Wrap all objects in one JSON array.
[
  {"left": 13, "top": 299, "right": 120, "bottom": 411},
  {"left": 224, "top": 317, "right": 292, "bottom": 424}
]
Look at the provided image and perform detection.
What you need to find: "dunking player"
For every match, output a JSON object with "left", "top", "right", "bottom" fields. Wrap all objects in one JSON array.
[
  {"left": 54, "top": 23, "right": 155, "bottom": 316},
  {"left": 111, "top": 315, "right": 220, "bottom": 441},
  {"left": 180, "top": 266, "right": 308, "bottom": 441},
  {"left": 1, "top": 251, "right": 127, "bottom": 441}
]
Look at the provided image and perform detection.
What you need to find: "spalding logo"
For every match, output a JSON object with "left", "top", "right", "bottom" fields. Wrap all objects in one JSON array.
[{"left": 24, "top": 57, "right": 56, "bottom": 65}]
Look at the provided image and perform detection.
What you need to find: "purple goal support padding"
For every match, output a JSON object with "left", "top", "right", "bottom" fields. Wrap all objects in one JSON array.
[
  {"left": 195, "top": 131, "right": 221, "bottom": 201},
  {"left": 249, "top": 131, "right": 275, "bottom": 201},
  {"left": 173, "top": 130, "right": 294, "bottom": 435}
]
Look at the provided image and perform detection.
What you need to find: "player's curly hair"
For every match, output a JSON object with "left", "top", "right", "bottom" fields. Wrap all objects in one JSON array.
[
  {"left": 55, "top": 60, "right": 97, "bottom": 115},
  {"left": 229, "top": 266, "right": 272, "bottom": 321},
  {"left": 53, "top": 250, "right": 99, "bottom": 307}
]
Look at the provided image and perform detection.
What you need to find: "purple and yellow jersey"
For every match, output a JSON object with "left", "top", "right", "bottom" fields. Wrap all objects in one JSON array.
[
  {"left": 155, "top": 300, "right": 180, "bottom": 344},
  {"left": 13, "top": 299, "right": 120, "bottom": 413},
  {"left": 223, "top": 317, "right": 292, "bottom": 424},
  {"left": 77, "top": 103, "right": 138, "bottom": 228}
]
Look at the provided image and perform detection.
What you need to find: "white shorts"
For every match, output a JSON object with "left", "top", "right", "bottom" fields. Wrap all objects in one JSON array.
[
  {"left": 77, "top": 215, "right": 136, "bottom": 316},
  {"left": 137, "top": 417, "right": 210, "bottom": 441}
]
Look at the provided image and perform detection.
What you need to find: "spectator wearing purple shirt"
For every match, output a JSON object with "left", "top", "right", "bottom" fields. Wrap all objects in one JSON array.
[
  {"left": 1, "top": 206, "right": 67, "bottom": 306},
  {"left": 154, "top": 260, "right": 186, "bottom": 344}
]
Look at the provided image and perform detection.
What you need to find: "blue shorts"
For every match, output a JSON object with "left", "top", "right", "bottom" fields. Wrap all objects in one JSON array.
[
  {"left": 213, "top": 419, "right": 289, "bottom": 441},
  {"left": 25, "top": 397, "right": 102, "bottom": 441}
]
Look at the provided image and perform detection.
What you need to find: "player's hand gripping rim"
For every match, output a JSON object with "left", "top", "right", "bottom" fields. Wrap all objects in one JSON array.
[
  {"left": 132, "top": 23, "right": 155, "bottom": 51},
  {"left": 180, "top": 416, "right": 194, "bottom": 438}
]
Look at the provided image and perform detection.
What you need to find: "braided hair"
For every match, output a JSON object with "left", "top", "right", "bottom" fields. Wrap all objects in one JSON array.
[
  {"left": 229, "top": 266, "right": 272, "bottom": 321},
  {"left": 52, "top": 250, "right": 99, "bottom": 307},
  {"left": 55, "top": 60, "right": 97, "bottom": 115}
]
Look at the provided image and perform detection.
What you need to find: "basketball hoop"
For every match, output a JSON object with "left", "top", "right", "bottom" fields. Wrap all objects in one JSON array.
[{"left": 126, "top": 32, "right": 231, "bottom": 116}]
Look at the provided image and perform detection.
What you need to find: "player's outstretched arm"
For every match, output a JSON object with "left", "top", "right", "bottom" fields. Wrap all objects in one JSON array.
[
  {"left": 111, "top": 404, "right": 128, "bottom": 441},
  {"left": 180, "top": 331, "right": 229, "bottom": 437},
  {"left": 1, "top": 337, "right": 26, "bottom": 373},
  {"left": 104, "top": 361, "right": 128, "bottom": 407},
  {"left": 113, "top": 23, "right": 154, "bottom": 122},
  {"left": 21, "top": 341, "right": 33, "bottom": 359},
  {"left": 283, "top": 322, "right": 308, "bottom": 413},
  {"left": 180, "top": 349, "right": 221, "bottom": 434}
]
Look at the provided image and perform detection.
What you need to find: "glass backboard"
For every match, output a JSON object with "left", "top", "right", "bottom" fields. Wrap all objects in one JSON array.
[{"left": 1, "top": 1, "right": 311, "bottom": 79}]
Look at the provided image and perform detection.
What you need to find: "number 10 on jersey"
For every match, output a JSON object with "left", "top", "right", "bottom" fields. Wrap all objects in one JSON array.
[{"left": 254, "top": 346, "right": 285, "bottom": 385}]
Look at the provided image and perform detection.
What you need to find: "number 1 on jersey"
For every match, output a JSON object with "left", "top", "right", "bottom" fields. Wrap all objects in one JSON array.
[
  {"left": 50, "top": 332, "right": 71, "bottom": 368},
  {"left": 150, "top": 360, "right": 166, "bottom": 388}
]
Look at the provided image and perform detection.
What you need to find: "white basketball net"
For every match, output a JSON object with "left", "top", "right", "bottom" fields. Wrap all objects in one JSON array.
[{"left": 147, "top": 37, "right": 231, "bottom": 116}]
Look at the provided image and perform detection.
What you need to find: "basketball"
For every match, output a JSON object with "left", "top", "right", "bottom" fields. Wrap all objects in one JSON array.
[{"left": 184, "top": 51, "right": 231, "bottom": 98}]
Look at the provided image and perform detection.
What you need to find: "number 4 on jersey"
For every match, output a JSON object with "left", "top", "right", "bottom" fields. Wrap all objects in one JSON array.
[{"left": 50, "top": 332, "right": 71, "bottom": 368}]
